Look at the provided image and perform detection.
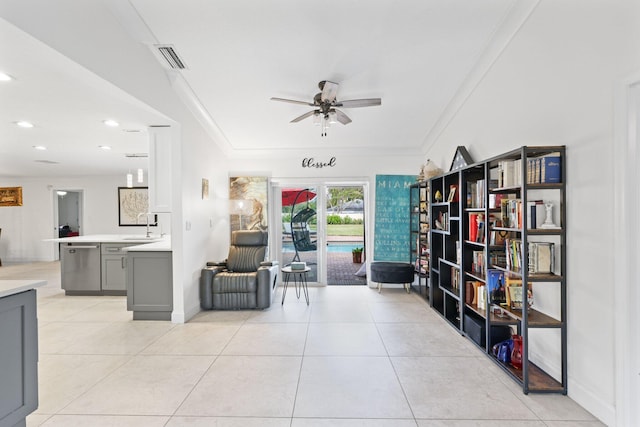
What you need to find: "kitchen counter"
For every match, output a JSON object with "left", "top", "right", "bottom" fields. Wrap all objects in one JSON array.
[
  {"left": 52, "top": 235, "right": 171, "bottom": 296},
  {"left": 0, "top": 279, "right": 46, "bottom": 298},
  {"left": 122, "top": 236, "right": 171, "bottom": 252},
  {"left": 52, "top": 234, "right": 170, "bottom": 246}
]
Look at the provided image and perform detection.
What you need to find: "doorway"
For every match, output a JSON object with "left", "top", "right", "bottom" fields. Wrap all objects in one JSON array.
[
  {"left": 276, "top": 181, "right": 368, "bottom": 286},
  {"left": 53, "top": 190, "right": 83, "bottom": 260},
  {"left": 325, "top": 185, "right": 366, "bottom": 285}
]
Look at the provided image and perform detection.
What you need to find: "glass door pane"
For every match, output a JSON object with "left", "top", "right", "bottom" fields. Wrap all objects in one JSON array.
[
  {"left": 282, "top": 187, "right": 318, "bottom": 283},
  {"left": 326, "top": 185, "right": 366, "bottom": 285}
]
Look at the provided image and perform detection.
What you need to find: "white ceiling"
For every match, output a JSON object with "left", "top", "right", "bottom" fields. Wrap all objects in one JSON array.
[{"left": 0, "top": 0, "right": 536, "bottom": 177}]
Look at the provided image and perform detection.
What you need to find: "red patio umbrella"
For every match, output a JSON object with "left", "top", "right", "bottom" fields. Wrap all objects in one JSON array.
[{"left": 282, "top": 189, "right": 316, "bottom": 206}]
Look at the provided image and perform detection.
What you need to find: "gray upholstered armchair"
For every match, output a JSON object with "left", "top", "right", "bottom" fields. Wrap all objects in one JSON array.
[{"left": 200, "top": 230, "right": 278, "bottom": 310}]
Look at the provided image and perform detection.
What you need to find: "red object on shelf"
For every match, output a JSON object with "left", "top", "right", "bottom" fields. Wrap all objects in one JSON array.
[
  {"left": 469, "top": 213, "right": 478, "bottom": 242},
  {"left": 511, "top": 335, "right": 523, "bottom": 369}
]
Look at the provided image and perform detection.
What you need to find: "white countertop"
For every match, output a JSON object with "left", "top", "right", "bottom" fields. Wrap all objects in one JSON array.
[
  {"left": 48, "top": 234, "right": 172, "bottom": 251},
  {"left": 123, "top": 236, "right": 171, "bottom": 252},
  {"left": 0, "top": 280, "right": 47, "bottom": 298}
]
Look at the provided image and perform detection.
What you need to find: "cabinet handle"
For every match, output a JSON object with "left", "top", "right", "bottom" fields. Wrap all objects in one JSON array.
[{"left": 122, "top": 257, "right": 127, "bottom": 269}]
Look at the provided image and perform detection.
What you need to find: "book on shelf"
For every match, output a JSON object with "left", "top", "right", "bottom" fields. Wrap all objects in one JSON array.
[
  {"left": 465, "top": 179, "right": 486, "bottom": 208},
  {"left": 526, "top": 200, "right": 546, "bottom": 229},
  {"left": 476, "top": 213, "right": 485, "bottom": 243},
  {"left": 505, "top": 277, "right": 533, "bottom": 311},
  {"left": 448, "top": 184, "right": 458, "bottom": 202},
  {"left": 487, "top": 269, "right": 506, "bottom": 305},
  {"left": 528, "top": 241, "right": 555, "bottom": 274},
  {"left": 499, "top": 195, "right": 516, "bottom": 226},
  {"left": 505, "top": 238, "right": 523, "bottom": 271},
  {"left": 435, "top": 211, "right": 448, "bottom": 231},
  {"left": 490, "top": 249, "right": 507, "bottom": 268},
  {"left": 504, "top": 199, "right": 523, "bottom": 229},
  {"left": 472, "top": 250, "right": 485, "bottom": 276},
  {"left": 476, "top": 284, "right": 486, "bottom": 309},
  {"left": 451, "top": 268, "right": 461, "bottom": 292},
  {"left": 469, "top": 213, "right": 478, "bottom": 242},
  {"left": 526, "top": 152, "right": 562, "bottom": 184}
]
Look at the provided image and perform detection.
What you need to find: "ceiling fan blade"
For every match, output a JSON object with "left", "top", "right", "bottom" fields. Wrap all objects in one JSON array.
[
  {"left": 290, "top": 110, "right": 317, "bottom": 123},
  {"left": 335, "top": 98, "right": 382, "bottom": 108},
  {"left": 271, "top": 97, "right": 314, "bottom": 106},
  {"left": 334, "top": 109, "right": 352, "bottom": 125},
  {"left": 321, "top": 81, "right": 339, "bottom": 103}
]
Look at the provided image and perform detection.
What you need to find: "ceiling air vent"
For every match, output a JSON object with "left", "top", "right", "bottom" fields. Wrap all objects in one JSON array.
[
  {"left": 125, "top": 153, "right": 148, "bottom": 158},
  {"left": 35, "top": 160, "right": 59, "bottom": 164},
  {"left": 155, "top": 45, "right": 187, "bottom": 69}
]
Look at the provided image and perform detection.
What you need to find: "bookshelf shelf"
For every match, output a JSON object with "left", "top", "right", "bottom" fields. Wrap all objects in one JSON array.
[
  {"left": 428, "top": 146, "right": 567, "bottom": 395},
  {"left": 465, "top": 271, "right": 486, "bottom": 282}
]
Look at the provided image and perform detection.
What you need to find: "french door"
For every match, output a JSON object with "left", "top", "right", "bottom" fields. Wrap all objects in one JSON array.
[{"left": 274, "top": 181, "right": 368, "bottom": 286}]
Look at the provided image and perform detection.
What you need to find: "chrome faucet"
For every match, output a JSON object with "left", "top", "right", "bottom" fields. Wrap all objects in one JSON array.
[{"left": 137, "top": 212, "right": 153, "bottom": 238}]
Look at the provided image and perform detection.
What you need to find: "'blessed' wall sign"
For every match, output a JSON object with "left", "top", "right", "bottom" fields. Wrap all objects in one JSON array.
[{"left": 302, "top": 157, "right": 336, "bottom": 169}]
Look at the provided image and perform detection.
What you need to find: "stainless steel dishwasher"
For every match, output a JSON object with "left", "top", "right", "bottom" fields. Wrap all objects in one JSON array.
[{"left": 60, "top": 242, "right": 101, "bottom": 294}]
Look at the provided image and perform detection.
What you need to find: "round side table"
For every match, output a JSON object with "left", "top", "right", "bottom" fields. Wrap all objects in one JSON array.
[{"left": 281, "top": 265, "right": 310, "bottom": 305}]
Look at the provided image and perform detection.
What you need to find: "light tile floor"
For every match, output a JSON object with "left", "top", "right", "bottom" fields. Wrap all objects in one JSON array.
[{"left": 0, "top": 262, "right": 604, "bottom": 427}]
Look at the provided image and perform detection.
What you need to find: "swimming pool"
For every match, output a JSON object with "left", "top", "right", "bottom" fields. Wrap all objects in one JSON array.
[{"left": 282, "top": 241, "right": 363, "bottom": 253}]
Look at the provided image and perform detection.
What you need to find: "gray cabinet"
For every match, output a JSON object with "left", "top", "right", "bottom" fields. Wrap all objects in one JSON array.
[
  {"left": 100, "top": 243, "right": 128, "bottom": 295},
  {"left": 126, "top": 251, "right": 172, "bottom": 320},
  {"left": 0, "top": 290, "right": 38, "bottom": 427}
]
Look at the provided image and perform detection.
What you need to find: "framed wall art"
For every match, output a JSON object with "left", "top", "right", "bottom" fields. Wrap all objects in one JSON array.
[
  {"left": 0, "top": 187, "right": 23, "bottom": 207},
  {"left": 118, "top": 187, "right": 157, "bottom": 226},
  {"left": 229, "top": 176, "right": 268, "bottom": 232}
]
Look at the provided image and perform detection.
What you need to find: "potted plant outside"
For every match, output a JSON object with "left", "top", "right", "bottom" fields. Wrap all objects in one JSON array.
[{"left": 352, "top": 247, "right": 363, "bottom": 263}]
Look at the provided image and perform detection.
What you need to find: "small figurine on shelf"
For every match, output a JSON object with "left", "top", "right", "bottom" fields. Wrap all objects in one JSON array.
[
  {"left": 418, "top": 159, "right": 443, "bottom": 181},
  {"left": 434, "top": 190, "right": 443, "bottom": 203},
  {"left": 540, "top": 202, "right": 561, "bottom": 229}
]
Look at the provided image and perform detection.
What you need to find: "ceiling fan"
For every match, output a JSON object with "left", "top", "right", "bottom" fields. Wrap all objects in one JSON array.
[{"left": 271, "top": 80, "right": 381, "bottom": 136}]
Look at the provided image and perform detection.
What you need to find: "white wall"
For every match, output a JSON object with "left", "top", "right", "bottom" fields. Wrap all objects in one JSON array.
[
  {"left": 0, "top": 175, "right": 172, "bottom": 263},
  {"left": 424, "top": 1, "right": 640, "bottom": 424}
]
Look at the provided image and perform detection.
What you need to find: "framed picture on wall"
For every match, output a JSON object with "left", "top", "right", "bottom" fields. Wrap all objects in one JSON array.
[
  {"left": 0, "top": 187, "right": 23, "bottom": 207},
  {"left": 118, "top": 187, "right": 157, "bottom": 226}
]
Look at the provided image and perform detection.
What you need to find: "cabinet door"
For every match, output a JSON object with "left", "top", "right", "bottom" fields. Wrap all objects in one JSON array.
[
  {"left": 0, "top": 290, "right": 38, "bottom": 426},
  {"left": 127, "top": 252, "right": 173, "bottom": 312},
  {"left": 102, "top": 255, "right": 127, "bottom": 291},
  {"left": 148, "top": 126, "right": 173, "bottom": 213}
]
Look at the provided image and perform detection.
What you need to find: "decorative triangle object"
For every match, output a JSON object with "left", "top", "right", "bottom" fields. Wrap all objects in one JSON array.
[{"left": 449, "top": 146, "right": 474, "bottom": 171}]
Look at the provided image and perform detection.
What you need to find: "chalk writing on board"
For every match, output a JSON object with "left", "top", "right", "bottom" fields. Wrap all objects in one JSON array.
[{"left": 374, "top": 174, "right": 417, "bottom": 261}]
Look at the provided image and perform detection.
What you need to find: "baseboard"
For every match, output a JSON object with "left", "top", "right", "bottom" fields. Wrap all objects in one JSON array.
[
  {"left": 569, "top": 377, "right": 615, "bottom": 426},
  {"left": 175, "top": 302, "right": 201, "bottom": 323}
]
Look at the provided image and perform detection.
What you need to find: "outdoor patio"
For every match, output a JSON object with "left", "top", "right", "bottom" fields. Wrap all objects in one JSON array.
[{"left": 282, "top": 245, "right": 367, "bottom": 286}]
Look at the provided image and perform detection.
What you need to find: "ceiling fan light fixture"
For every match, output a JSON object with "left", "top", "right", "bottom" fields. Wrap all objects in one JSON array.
[
  {"left": 328, "top": 111, "right": 338, "bottom": 124},
  {"left": 313, "top": 112, "right": 321, "bottom": 126}
]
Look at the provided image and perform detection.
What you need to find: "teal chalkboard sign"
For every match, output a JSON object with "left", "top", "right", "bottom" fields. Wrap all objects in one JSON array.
[{"left": 374, "top": 174, "right": 417, "bottom": 261}]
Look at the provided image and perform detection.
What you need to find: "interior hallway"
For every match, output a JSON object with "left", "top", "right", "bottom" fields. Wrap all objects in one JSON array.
[{"left": 0, "top": 262, "right": 603, "bottom": 427}]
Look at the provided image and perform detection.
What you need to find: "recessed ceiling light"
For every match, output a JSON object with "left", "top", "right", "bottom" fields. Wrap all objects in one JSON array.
[
  {"left": 103, "top": 119, "right": 119, "bottom": 127},
  {"left": 16, "top": 121, "right": 34, "bottom": 128},
  {"left": 0, "top": 72, "right": 13, "bottom": 81},
  {"left": 32, "top": 145, "right": 47, "bottom": 150},
  {"left": 98, "top": 145, "right": 112, "bottom": 150}
]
